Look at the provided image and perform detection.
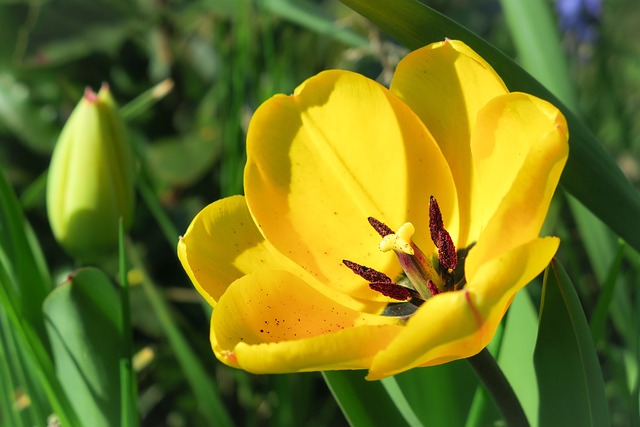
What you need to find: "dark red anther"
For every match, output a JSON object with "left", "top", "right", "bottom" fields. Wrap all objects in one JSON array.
[
  {"left": 368, "top": 217, "right": 394, "bottom": 237},
  {"left": 343, "top": 260, "right": 392, "bottom": 283},
  {"left": 437, "top": 230, "right": 458, "bottom": 270},
  {"left": 369, "top": 282, "right": 411, "bottom": 301},
  {"left": 429, "top": 196, "right": 444, "bottom": 246},
  {"left": 427, "top": 280, "right": 441, "bottom": 296}
]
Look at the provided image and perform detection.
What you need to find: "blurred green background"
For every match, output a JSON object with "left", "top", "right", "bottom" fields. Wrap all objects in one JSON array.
[{"left": 1, "top": 0, "right": 639, "bottom": 425}]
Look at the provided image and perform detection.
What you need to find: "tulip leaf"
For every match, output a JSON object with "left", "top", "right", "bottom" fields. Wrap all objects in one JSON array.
[
  {"left": 339, "top": 0, "right": 640, "bottom": 254},
  {"left": 322, "top": 370, "right": 412, "bottom": 427},
  {"left": 144, "top": 134, "right": 222, "bottom": 187},
  {"left": 261, "top": 0, "right": 368, "bottom": 48},
  {"left": 534, "top": 261, "right": 610, "bottom": 427},
  {"left": 43, "top": 268, "right": 122, "bottom": 427}
]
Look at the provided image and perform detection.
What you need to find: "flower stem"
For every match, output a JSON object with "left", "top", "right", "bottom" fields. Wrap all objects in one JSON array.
[{"left": 467, "top": 348, "right": 530, "bottom": 427}]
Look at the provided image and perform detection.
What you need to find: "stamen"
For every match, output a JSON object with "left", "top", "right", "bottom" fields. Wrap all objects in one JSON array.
[
  {"left": 437, "top": 230, "right": 458, "bottom": 270},
  {"left": 369, "top": 282, "right": 411, "bottom": 301},
  {"left": 342, "top": 260, "right": 392, "bottom": 283},
  {"left": 429, "top": 195, "right": 458, "bottom": 271},
  {"left": 368, "top": 217, "right": 394, "bottom": 237},
  {"left": 427, "top": 280, "right": 442, "bottom": 296},
  {"left": 429, "top": 196, "right": 444, "bottom": 246}
]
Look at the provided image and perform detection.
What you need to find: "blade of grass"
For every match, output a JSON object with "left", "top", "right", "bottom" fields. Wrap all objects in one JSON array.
[
  {"left": 118, "top": 219, "right": 137, "bottom": 427},
  {"left": 261, "top": 0, "right": 368, "bottom": 48},
  {"left": 396, "top": 361, "right": 478, "bottom": 427},
  {"left": 590, "top": 240, "right": 626, "bottom": 345},
  {"left": 381, "top": 377, "right": 424, "bottom": 427},
  {"left": 380, "top": 376, "right": 424, "bottom": 427},
  {"left": 119, "top": 79, "right": 174, "bottom": 122},
  {"left": 0, "top": 262, "right": 81, "bottom": 427},
  {"left": 0, "top": 312, "right": 22, "bottom": 427},
  {"left": 322, "top": 370, "right": 410, "bottom": 427},
  {"left": 0, "top": 171, "right": 80, "bottom": 426},
  {"left": 496, "top": 290, "right": 540, "bottom": 426},
  {"left": 2, "top": 312, "right": 48, "bottom": 425},
  {"left": 0, "top": 171, "right": 51, "bottom": 341},
  {"left": 126, "top": 242, "right": 234, "bottom": 427},
  {"left": 339, "top": 0, "right": 640, "bottom": 254}
]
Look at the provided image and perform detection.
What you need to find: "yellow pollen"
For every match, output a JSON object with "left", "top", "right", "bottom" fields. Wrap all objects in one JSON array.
[{"left": 379, "top": 222, "right": 415, "bottom": 255}]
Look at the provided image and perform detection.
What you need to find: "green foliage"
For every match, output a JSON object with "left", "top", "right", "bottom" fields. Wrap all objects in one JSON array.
[
  {"left": 535, "top": 262, "right": 609, "bottom": 426},
  {"left": 1, "top": 0, "right": 639, "bottom": 425},
  {"left": 43, "top": 268, "right": 123, "bottom": 427}
]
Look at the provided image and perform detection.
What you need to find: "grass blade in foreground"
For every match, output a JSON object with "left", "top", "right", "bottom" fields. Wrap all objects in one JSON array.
[
  {"left": 339, "top": 0, "right": 640, "bottom": 253},
  {"left": 127, "top": 243, "right": 234, "bottom": 427},
  {"left": 0, "top": 171, "right": 51, "bottom": 341},
  {"left": 322, "top": 370, "right": 411, "bottom": 427},
  {"left": 118, "top": 220, "right": 138, "bottom": 427},
  {"left": 534, "top": 261, "right": 609, "bottom": 426}
]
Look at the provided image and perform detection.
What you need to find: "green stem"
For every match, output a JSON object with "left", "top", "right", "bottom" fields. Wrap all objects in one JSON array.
[
  {"left": 118, "top": 218, "right": 137, "bottom": 426},
  {"left": 467, "top": 348, "right": 530, "bottom": 427}
]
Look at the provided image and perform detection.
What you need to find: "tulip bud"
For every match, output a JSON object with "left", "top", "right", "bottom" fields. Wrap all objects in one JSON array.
[{"left": 47, "top": 84, "right": 134, "bottom": 260}]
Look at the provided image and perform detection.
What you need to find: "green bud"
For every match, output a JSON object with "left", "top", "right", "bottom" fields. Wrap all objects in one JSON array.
[{"left": 47, "top": 84, "right": 135, "bottom": 260}]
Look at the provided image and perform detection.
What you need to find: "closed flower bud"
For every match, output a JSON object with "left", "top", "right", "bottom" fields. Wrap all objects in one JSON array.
[{"left": 47, "top": 84, "right": 134, "bottom": 260}]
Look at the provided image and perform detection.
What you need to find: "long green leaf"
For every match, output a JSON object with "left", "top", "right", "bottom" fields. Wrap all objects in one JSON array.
[
  {"left": 43, "top": 268, "right": 123, "bottom": 427},
  {"left": 534, "top": 261, "right": 609, "bottom": 426},
  {"left": 339, "top": 0, "right": 640, "bottom": 253},
  {"left": 322, "top": 370, "right": 409, "bottom": 427},
  {"left": 0, "top": 170, "right": 51, "bottom": 342}
]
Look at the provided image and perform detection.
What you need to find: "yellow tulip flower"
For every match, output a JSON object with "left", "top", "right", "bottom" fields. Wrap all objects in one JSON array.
[{"left": 178, "top": 40, "right": 568, "bottom": 380}]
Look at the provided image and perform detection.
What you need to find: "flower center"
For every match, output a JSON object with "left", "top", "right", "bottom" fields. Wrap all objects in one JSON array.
[{"left": 343, "top": 196, "right": 474, "bottom": 317}]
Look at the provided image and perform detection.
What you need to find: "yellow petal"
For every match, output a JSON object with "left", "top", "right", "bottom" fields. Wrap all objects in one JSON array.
[
  {"left": 211, "top": 270, "right": 403, "bottom": 373},
  {"left": 466, "top": 93, "right": 568, "bottom": 272},
  {"left": 177, "top": 196, "right": 282, "bottom": 305},
  {"left": 367, "top": 237, "right": 558, "bottom": 380},
  {"left": 178, "top": 196, "right": 377, "bottom": 312},
  {"left": 244, "top": 70, "right": 457, "bottom": 300},
  {"left": 391, "top": 39, "right": 508, "bottom": 247}
]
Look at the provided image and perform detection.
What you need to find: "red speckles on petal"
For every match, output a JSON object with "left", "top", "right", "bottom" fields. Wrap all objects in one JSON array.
[{"left": 465, "top": 291, "right": 483, "bottom": 328}]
